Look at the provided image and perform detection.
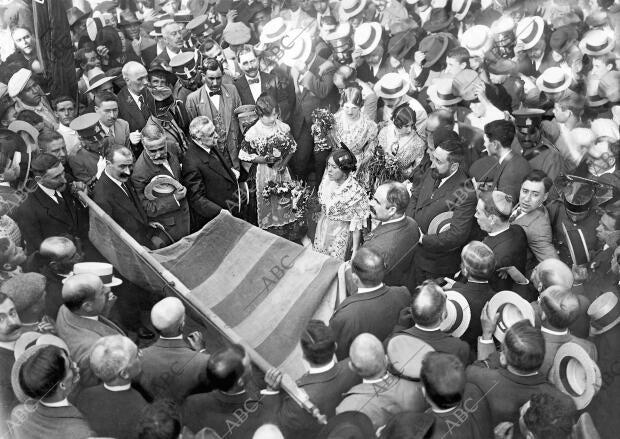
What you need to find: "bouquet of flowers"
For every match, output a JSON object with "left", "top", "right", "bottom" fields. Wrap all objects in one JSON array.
[
  {"left": 290, "top": 181, "right": 314, "bottom": 220},
  {"left": 253, "top": 132, "right": 296, "bottom": 167},
  {"left": 262, "top": 180, "right": 295, "bottom": 200},
  {"left": 311, "top": 108, "right": 336, "bottom": 152},
  {"left": 366, "top": 145, "right": 403, "bottom": 193}
]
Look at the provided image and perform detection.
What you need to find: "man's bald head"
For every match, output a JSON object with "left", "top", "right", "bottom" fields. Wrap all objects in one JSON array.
[
  {"left": 351, "top": 248, "right": 385, "bottom": 286},
  {"left": 39, "top": 237, "right": 76, "bottom": 260},
  {"left": 349, "top": 333, "right": 386, "bottom": 379},
  {"left": 539, "top": 285, "right": 580, "bottom": 329},
  {"left": 122, "top": 61, "right": 149, "bottom": 94},
  {"left": 61, "top": 273, "right": 105, "bottom": 314},
  {"left": 531, "top": 259, "right": 573, "bottom": 291},
  {"left": 412, "top": 281, "right": 446, "bottom": 328},
  {"left": 151, "top": 297, "right": 185, "bottom": 336}
]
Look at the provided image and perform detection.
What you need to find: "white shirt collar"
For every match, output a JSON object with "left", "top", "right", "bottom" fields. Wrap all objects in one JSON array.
[
  {"left": 415, "top": 323, "right": 441, "bottom": 331},
  {"left": 37, "top": 183, "right": 60, "bottom": 201},
  {"left": 82, "top": 315, "right": 98, "bottom": 321},
  {"left": 160, "top": 334, "right": 183, "bottom": 340},
  {"left": 357, "top": 283, "right": 384, "bottom": 294},
  {"left": 104, "top": 383, "right": 132, "bottom": 392},
  {"left": 57, "top": 123, "right": 74, "bottom": 134},
  {"left": 127, "top": 89, "right": 143, "bottom": 109},
  {"left": 104, "top": 169, "right": 126, "bottom": 190},
  {"left": 438, "top": 168, "right": 458, "bottom": 188},
  {"left": 363, "top": 373, "right": 389, "bottom": 384},
  {"left": 308, "top": 358, "right": 336, "bottom": 375},
  {"left": 0, "top": 340, "right": 16, "bottom": 351},
  {"left": 498, "top": 150, "right": 511, "bottom": 164},
  {"left": 166, "top": 47, "right": 180, "bottom": 61},
  {"left": 541, "top": 326, "right": 569, "bottom": 336},
  {"left": 381, "top": 215, "right": 406, "bottom": 226},
  {"left": 41, "top": 398, "right": 70, "bottom": 407},
  {"left": 432, "top": 406, "right": 457, "bottom": 413},
  {"left": 468, "top": 279, "right": 488, "bottom": 284},
  {"left": 487, "top": 224, "right": 510, "bottom": 237}
]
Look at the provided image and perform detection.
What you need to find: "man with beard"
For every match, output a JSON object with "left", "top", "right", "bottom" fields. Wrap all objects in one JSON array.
[
  {"left": 93, "top": 145, "right": 157, "bottom": 249},
  {"left": 53, "top": 96, "right": 81, "bottom": 157},
  {"left": 7, "top": 68, "right": 58, "bottom": 130},
  {"left": 68, "top": 113, "right": 108, "bottom": 187},
  {"left": 406, "top": 139, "right": 477, "bottom": 285},
  {"left": 0, "top": 293, "right": 23, "bottom": 434},
  {"left": 13, "top": 154, "right": 89, "bottom": 255},
  {"left": 170, "top": 51, "right": 204, "bottom": 105}
]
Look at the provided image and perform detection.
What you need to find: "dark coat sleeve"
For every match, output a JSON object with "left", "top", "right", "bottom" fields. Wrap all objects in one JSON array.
[{"left": 181, "top": 155, "right": 223, "bottom": 222}]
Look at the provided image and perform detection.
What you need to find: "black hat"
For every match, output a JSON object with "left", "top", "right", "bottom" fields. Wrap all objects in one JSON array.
[
  {"left": 31, "top": 153, "right": 61, "bottom": 174},
  {"left": 151, "top": 86, "right": 174, "bottom": 108},
  {"left": 433, "top": 127, "right": 459, "bottom": 149},
  {"left": 562, "top": 181, "right": 595, "bottom": 213}
]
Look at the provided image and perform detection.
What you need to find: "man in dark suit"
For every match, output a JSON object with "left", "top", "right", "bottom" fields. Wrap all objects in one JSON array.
[
  {"left": 181, "top": 345, "right": 279, "bottom": 438},
  {"left": 272, "top": 320, "right": 360, "bottom": 439},
  {"left": 407, "top": 140, "right": 477, "bottom": 284},
  {"left": 152, "top": 21, "right": 185, "bottom": 65},
  {"left": 93, "top": 145, "right": 154, "bottom": 249},
  {"left": 234, "top": 45, "right": 295, "bottom": 111},
  {"left": 476, "top": 190, "right": 528, "bottom": 291},
  {"left": 118, "top": 61, "right": 153, "bottom": 133},
  {"left": 0, "top": 294, "right": 22, "bottom": 435},
  {"left": 131, "top": 123, "right": 190, "bottom": 243},
  {"left": 75, "top": 335, "right": 148, "bottom": 439},
  {"left": 470, "top": 120, "right": 531, "bottom": 201},
  {"left": 450, "top": 241, "right": 496, "bottom": 351},
  {"left": 330, "top": 248, "right": 411, "bottom": 360},
  {"left": 392, "top": 280, "right": 471, "bottom": 366},
  {"left": 14, "top": 154, "right": 88, "bottom": 254},
  {"left": 364, "top": 182, "right": 419, "bottom": 290},
  {"left": 182, "top": 116, "right": 244, "bottom": 230},
  {"left": 139, "top": 297, "right": 210, "bottom": 403}
]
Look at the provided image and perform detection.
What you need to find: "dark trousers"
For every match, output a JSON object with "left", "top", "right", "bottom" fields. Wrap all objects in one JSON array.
[{"left": 289, "top": 122, "right": 314, "bottom": 181}]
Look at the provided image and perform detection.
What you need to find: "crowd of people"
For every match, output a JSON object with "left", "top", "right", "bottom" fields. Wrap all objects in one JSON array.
[{"left": 0, "top": 0, "right": 620, "bottom": 437}]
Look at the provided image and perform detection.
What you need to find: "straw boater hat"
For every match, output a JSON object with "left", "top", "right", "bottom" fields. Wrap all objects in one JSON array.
[
  {"left": 14, "top": 332, "right": 69, "bottom": 360},
  {"left": 63, "top": 262, "right": 123, "bottom": 287},
  {"left": 12, "top": 340, "right": 70, "bottom": 403},
  {"left": 460, "top": 25, "right": 493, "bottom": 58},
  {"left": 515, "top": 16, "right": 545, "bottom": 50},
  {"left": 7, "top": 68, "right": 32, "bottom": 98},
  {"left": 491, "top": 15, "right": 515, "bottom": 38},
  {"left": 8, "top": 121, "right": 39, "bottom": 147},
  {"left": 579, "top": 30, "right": 615, "bottom": 56},
  {"left": 373, "top": 73, "right": 409, "bottom": 99},
  {"left": 452, "top": 0, "right": 472, "bottom": 21},
  {"left": 536, "top": 67, "right": 572, "bottom": 94},
  {"left": 281, "top": 30, "right": 313, "bottom": 67},
  {"left": 586, "top": 79, "right": 608, "bottom": 108},
  {"left": 260, "top": 17, "right": 288, "bottom": 44},
  {"left": 428, "top": 78, "right": 462, "bottom": 107},
  {"left": 488, "top": 290, "right": 536, "bottom": 342},
  {"left": 428, "top": 211, "right": 453, "bottom": 235},
  {"left": 340, "top": 0, "right": 367, "bottom": 20},
  {"left": 440, "top": 290, "right": 471, "bottom": 338},
  {"left": 353, "top": 22, "right": 383, "bottom": 57},
  {"left": 588, "top": 292, "right": 620, "bottom": 336},
  {"left": 386, "top": 335, "right": 435, "bottom": 379},
  {"left": 145, "top": 175, "right": 184, "bottom": 200},
  {"left": 85, "top": 67, "right": 116, "bottom": 93},
  {"left": 549, "top": 342, "right": 602, "bottom": 410}
]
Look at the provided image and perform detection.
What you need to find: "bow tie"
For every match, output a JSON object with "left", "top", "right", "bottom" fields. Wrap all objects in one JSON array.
[
  {"left": 209, "top": 90, "right": 221, "bottom": 97},
  {"left": 247, "top": 77, "right": 260, "bottom": 85}
]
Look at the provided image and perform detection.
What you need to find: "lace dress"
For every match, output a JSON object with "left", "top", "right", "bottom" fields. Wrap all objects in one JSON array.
[
  {"left": 239, "top": 119, "right": 298, "bottom": 229},
  {"left": 377, "top": 123, "right": 426, "bottom": 184},
  {"left": 331, "top": 111, "right": 378, "bottom": 190},
  {"left": 313, "top": 174, "right": 370, "bottom": 260}
]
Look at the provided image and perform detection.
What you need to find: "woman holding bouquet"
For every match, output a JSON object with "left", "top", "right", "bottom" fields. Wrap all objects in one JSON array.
[
  {"left": 376, "top": 103, "right": 425, "bottom": 185},
  {"left": 313, "top": 149, "right": 369, "bottom": 261},
  {"left": 331, "top": 85, "right": 378, "bottom": 191},
  {"left": 239, "top": 93, "right": 298, "bottom": 231}
]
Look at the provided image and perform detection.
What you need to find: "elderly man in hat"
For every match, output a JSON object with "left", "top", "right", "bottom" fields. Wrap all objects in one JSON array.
[
  {"left": 56, "top": 273, "right": 124, "bottom": 386},
  {"left": 469, "top": 320, "right": 575, "bottom": 427},
  {"left": 139, "top": 297, "right": 210, "bottom": 402},
  {"left": 75, "top": 335, "right": 148, "bottom": 438},
  {"left": 406, "top": 139, "right": 476, "bottom": 284},
  {"left": 329, "top": 248, "right": 411, "bottom": 360},
  {"left": 13, "top": 154, "right": 88, "bottom": 255},
  {"left": 476, "top": 190, "right": 528, "bottom": 291},
  {"left": 9, "top": 344, "right": 94, "bottom": 439},
  {"left": 131, "top": 122, "right": 190, "bottom": 243},
  {"left": 68, "top": 113, "right": 108, "bottom": 186},
  {"left": 7, "top": 68, "right": 57, "bottom": 130},
  {"left": 335, "top": 333, "right": 426, "bottom": 429},
  {"left": 393, "top": 280, "right": 470, "bottom": 365}
]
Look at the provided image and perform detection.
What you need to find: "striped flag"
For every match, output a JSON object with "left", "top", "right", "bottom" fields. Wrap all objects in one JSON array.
[{"left": 88, "top": 207, "right": 342, "bottom": 377}]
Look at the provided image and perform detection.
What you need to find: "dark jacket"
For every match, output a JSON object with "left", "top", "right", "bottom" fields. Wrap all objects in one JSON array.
[
  {"left": 483, "top": 224, "right": 528, "bottom": 291},
  {"left": 470, "top": 151, "right": 531, "bottom": 202},
  {"left": 407, "top": 167, "right": 477, "bottom": 277},
  {"left": 9, "top": 403, "right": 94, "bottom": 439},
  {"left": 234, "top": 71, "right": 294, "bottom": 113},
  {"left": 93, "top": 172, "right": 152, "bottom": 248},
  {"left": 451, "top": 281, "right": 495, "bottom": 351},
  {"left": 330, "top": 285, "right": 411, "bottom": 360},
  {"left": 117, "top": 86, "right": 153, "bottom": 133},
  {"left": 13, "top": 186, "right": 88, "bottom": 254},
  {"left": 0, "top": 347, "right": 16, "bottom": 437},
  {"left": 181, "top": 139, "right": 240, "bottom": 229}
]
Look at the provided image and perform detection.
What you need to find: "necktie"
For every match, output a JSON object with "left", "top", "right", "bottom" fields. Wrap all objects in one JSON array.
[
  {"left": 121, "top": 183, "right": 130, "bottom": 197},
  {"left": 53, "top": 191, "right": 62, "bottom": 204},
  {"left": 209, "top": 90, "right": 221, "bottom": 97},
  {"left": 138, "top": 95, "right": 144, "bottom": 110},
  {"left": 247, "top": 77, "right": 260, "bottom": 85}
]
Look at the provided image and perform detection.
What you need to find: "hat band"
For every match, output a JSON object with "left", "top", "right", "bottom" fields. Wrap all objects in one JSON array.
[
  {"left": 543, "top": 77, "right": 567, "bottom": 90},
  {"left": 98, "top": 274, "right": 113, "bottom": 284},
  {"left": 343, "top": 0, "right": 363, "bottom": 15},
  {"left": 89, "top": 74, "right": 107, "bottom": 84},
  {"left": 447, "top": 299, "right": 464, "bottom": 333},
  {"left": 456, "top": 0, "right": 470, "bottom": 15},
  {"left": 380, "top": 83, "right": 405, "bottom": 96},
  {"left": 265, "top": 23, "right": 287, "bottom": 41},
  {"left": 437, "top": 90, "right": 459, "bottom": 101},
  {"left": 586, "top": 41, "right": 609, "bottom": 52},
  {"left": 565, "top": 201, "right": 591, "bottom": 213},
  {"left": 591, "top": 302, "right": 620, "bottom": 329},
  {"left": 496, "top": 303, "right": 509, "bottom": 332},
  {"left": 358, "top": 26, "right": 378, "bottom": 51},
  {"left": 520, "top": 20, "right": 540, "bottom": 45}
]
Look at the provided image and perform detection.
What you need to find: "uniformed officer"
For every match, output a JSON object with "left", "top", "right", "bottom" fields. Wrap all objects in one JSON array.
[
  {"left": 170, "top": 51, "right": 203, "bottom": 104},
  {"left": 146, "top": 86, "right": 189, "bottom": 153},
  {"left": 512, "top": 108, "right": 567, "bottom": 181},
  {"left": 184, "top": 15, "right": 215, "bottom": 52},
  {"left": 67, "top": 113, "right": 108, "bottom": 188}
]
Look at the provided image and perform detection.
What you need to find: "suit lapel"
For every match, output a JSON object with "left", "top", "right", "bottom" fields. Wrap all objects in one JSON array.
[
  {"left": 34, "top": 188, "right": 73, "bottom": 226},
  {"left": 221, "top": 85, "right": 232, "bottom": 131},
  {"left": 198, "top": 146, "right": 234, "bottom": 182}
]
